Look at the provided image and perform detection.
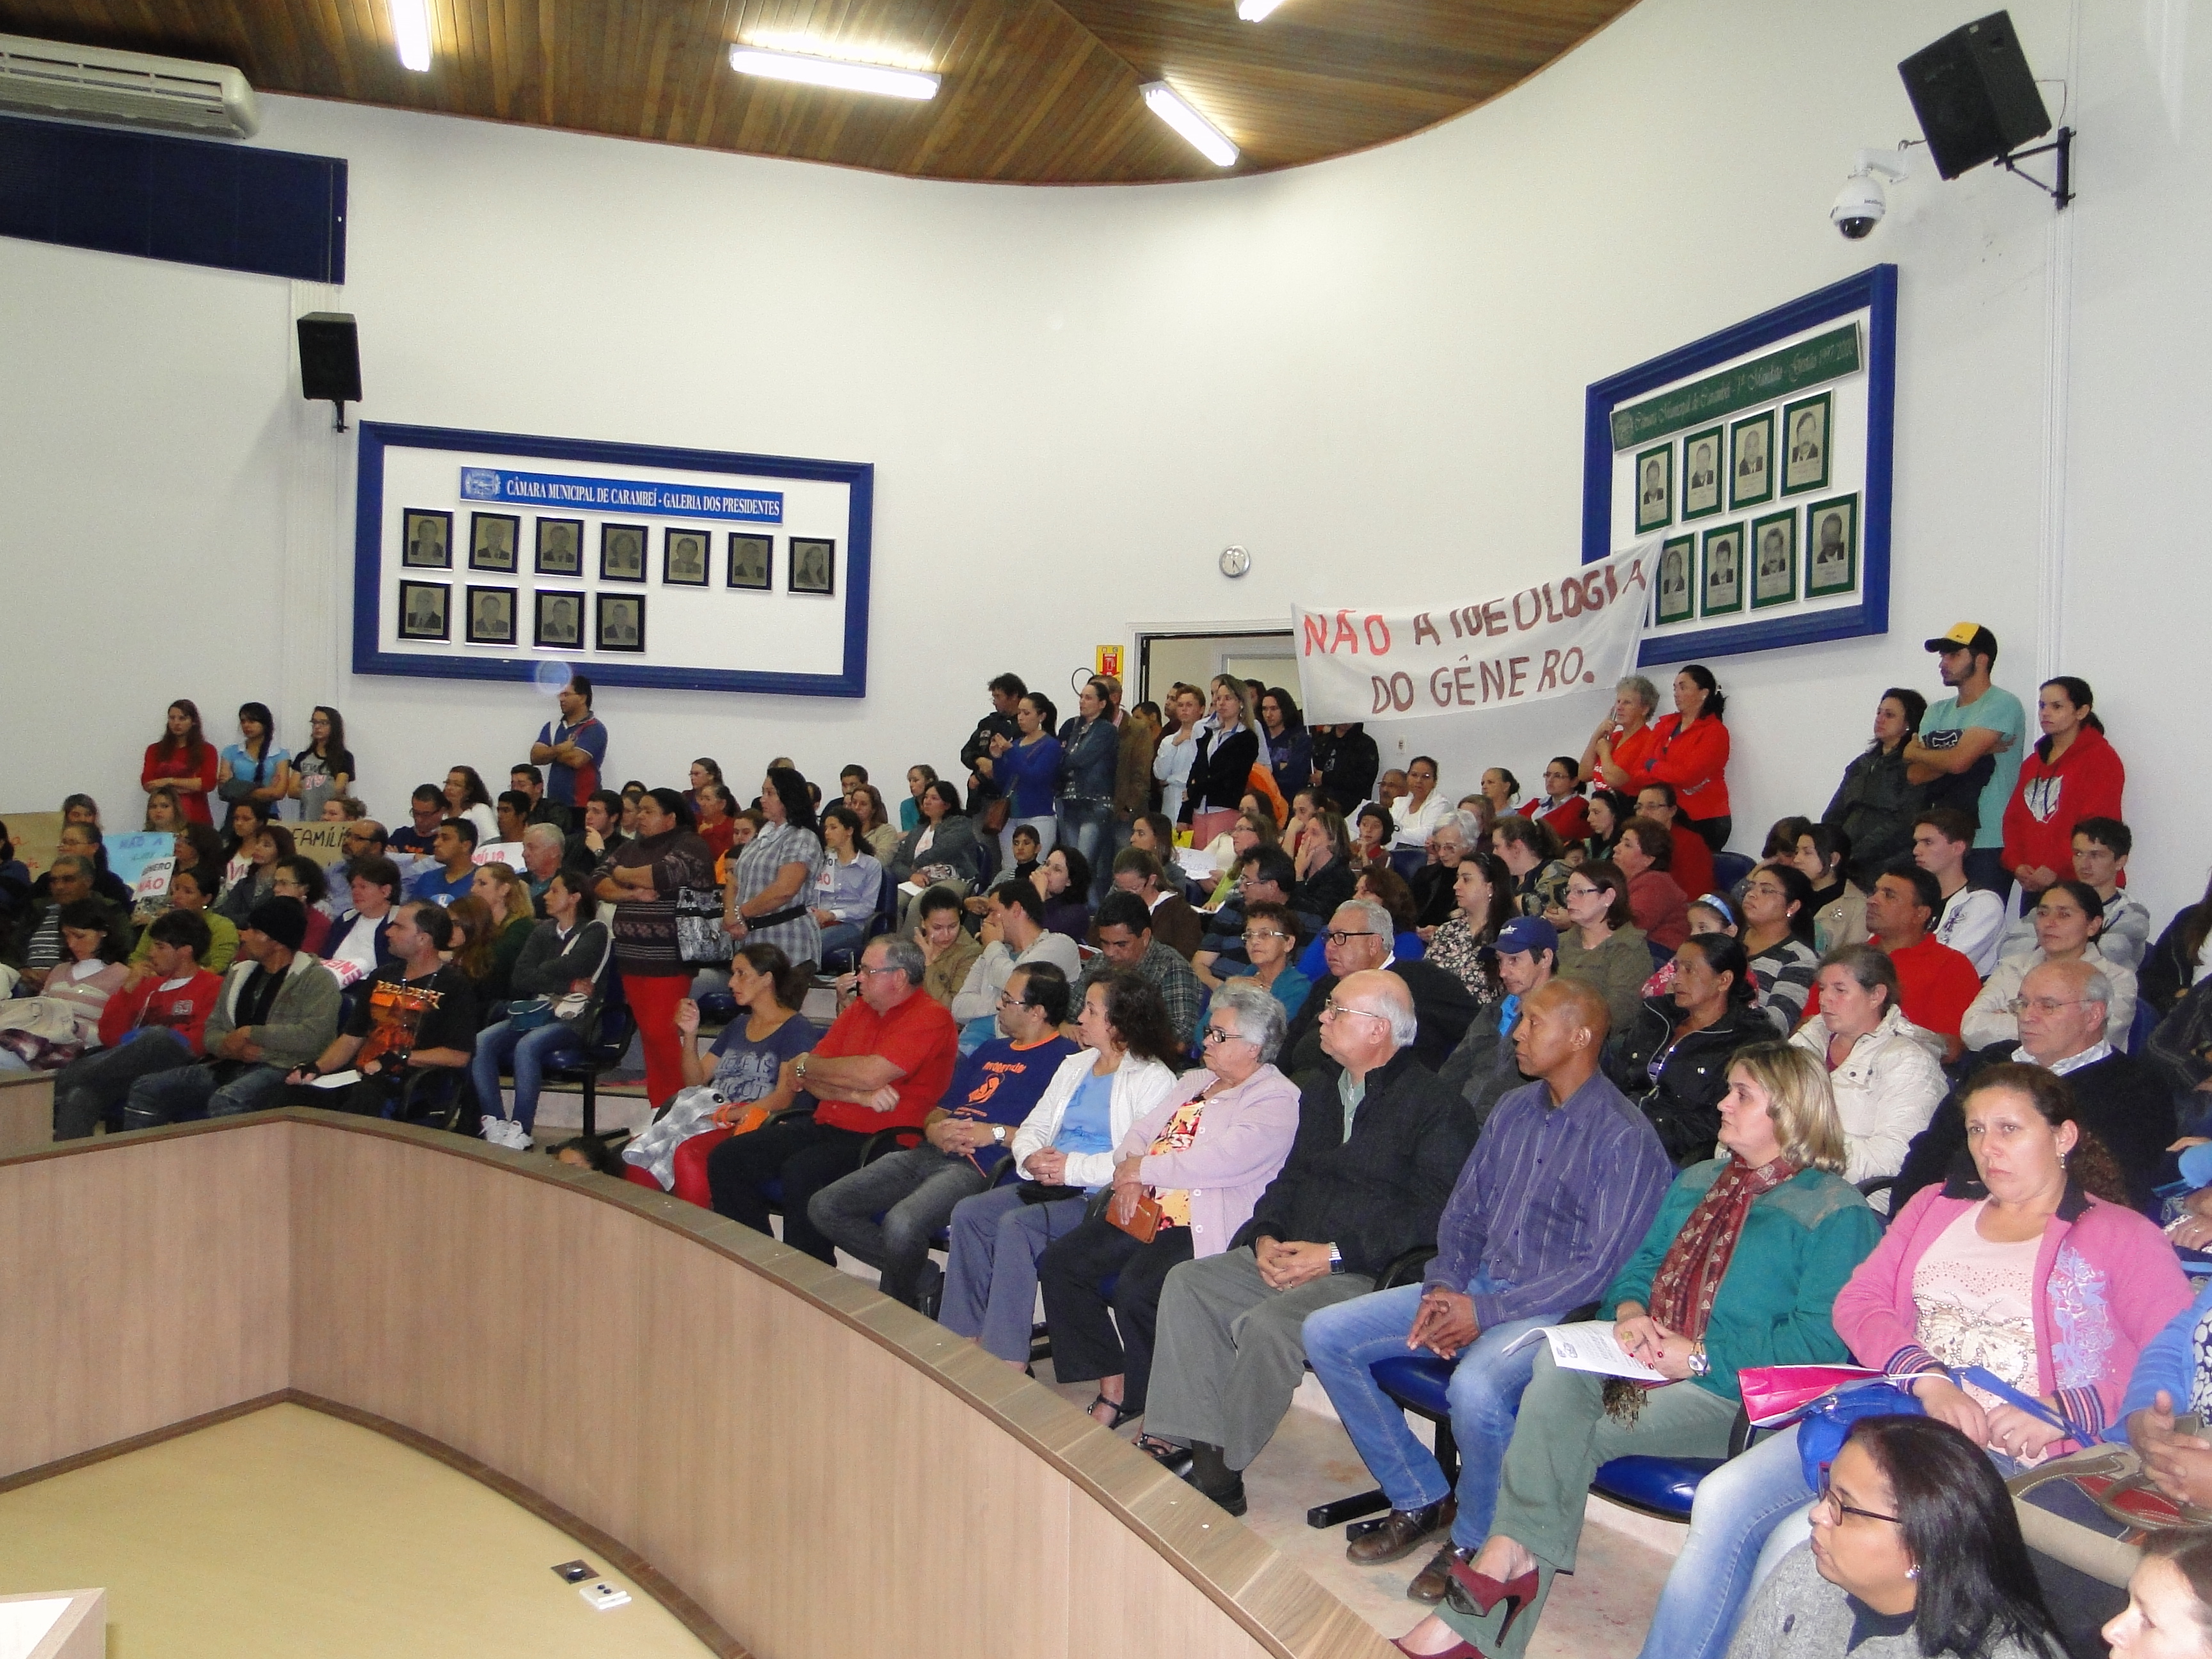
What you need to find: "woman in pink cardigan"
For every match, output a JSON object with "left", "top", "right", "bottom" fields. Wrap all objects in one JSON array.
[
  {"left": 1036, "top": 977, "right": 1302, "bottom": 1431},
  {"left": 1633, "top": 1060, "right": 2190, "bottom": 1659}
]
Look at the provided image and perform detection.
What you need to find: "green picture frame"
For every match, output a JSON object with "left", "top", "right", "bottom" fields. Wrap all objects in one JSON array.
[
  {"left": 1728, "top": 408, "right": 1775, "bottom": 511},
  {"left": 1656, "top": 534, "right": 1695, "bottom": 624},
  {"left": 1700, "top": 522, "right": 1745, "bottom": 617},
  {"left": 1749, "top": 509, "right": 1797, "bottom": 611},
  {"left": 1805, "top": 492, "right": 1859, "bottom": 597},
  {"left": 1780, "top": 390, "right": 1831, "bottom": 496},
  {"left": 1633, "top": 441, "right": 1674, "bottom": 533},
  {"left": 1680, "top": 424, "right": 1724, "bottom": 520}
]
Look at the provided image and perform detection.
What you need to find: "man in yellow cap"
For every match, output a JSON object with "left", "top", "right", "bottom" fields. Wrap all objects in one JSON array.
[{"left": 1902, "top": 622, "right": 2026, "bottom": 897}]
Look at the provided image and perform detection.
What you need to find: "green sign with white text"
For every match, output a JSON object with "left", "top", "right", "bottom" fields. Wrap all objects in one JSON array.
[{"left": 1610, "top": 323, "right": 1861, "bottom": 451}]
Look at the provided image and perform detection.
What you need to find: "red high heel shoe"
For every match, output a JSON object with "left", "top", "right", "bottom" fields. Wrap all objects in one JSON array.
[
  {"left": 1390, "top": 1637, "right": 1487, "bottom": 1658},
  {"left": 1445, "top": 1561, "right": 1540, "bottom": 1642}
]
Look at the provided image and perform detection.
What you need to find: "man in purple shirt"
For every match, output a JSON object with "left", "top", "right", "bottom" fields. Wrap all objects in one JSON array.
[{"left": 1302, "top": 977, "right": 1673, "bottom": 1603}]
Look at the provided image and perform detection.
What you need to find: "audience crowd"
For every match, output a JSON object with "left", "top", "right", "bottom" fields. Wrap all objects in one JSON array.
[{"left": 10, "top": 619, "right": 2212, "bottom": 1659}]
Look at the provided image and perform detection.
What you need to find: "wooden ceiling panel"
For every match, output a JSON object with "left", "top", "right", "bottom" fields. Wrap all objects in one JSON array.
[{"left": 0, "top": 0, "right": 1639, "bottom": 182}]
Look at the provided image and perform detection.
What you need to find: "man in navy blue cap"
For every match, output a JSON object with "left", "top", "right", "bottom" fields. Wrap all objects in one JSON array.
[{"left": 1438, "top": 915, "right": 1559, "bottom": 1128}]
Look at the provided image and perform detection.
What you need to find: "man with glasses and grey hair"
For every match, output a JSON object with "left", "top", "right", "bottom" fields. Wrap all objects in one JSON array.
[
  {"left": 1891, "top": 957, "right": 2170, "bottom": 1214},
  {"left": 1304, "top": 977, "right": 1672, "bottom": 1599},
  {"left": 810, "top": 963, "right": 1079, "bottom": 1311},
  {"left": 1138, "top": 968, "right": 1477, "bottom": 1517},
  {"left": 1280, "top": 898, "right": 1477, "bottom": 1075}
]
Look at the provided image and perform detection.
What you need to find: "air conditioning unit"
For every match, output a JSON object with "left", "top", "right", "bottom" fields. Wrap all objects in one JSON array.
[{"left": 0, "top": 33, "right": 259, "bottom": 138}]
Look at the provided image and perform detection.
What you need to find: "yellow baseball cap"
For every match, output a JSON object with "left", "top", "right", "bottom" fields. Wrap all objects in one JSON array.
[{"left": 1923, "top": 621, "right": 1997, "bottom": 657}]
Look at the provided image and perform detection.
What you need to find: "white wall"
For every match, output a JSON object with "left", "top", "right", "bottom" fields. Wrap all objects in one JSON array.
[{"left": 3, "top": 0, "right": 2206, "bottom": 916}]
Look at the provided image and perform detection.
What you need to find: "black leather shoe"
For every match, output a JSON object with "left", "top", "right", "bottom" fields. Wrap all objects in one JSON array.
[
  {"left": 1406, "top": 1541, "right": 1475, "bottom": 1605},
  {"left": 1187, "top": 1442, "right": 1248, "bottom": 1518},
  {"left": 1346, "top": 1498, "right": 1454, "bottom": 1566}
]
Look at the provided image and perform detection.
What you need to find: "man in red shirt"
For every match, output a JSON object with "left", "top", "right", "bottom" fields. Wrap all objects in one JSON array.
[
  {"left": 706, "top": 934, "right": 958, "bottom": 1263},
  {"left": 1635, "top": 783, "right": 1715, "bottom": 902},
  {"left": 1866, "top": 865, "right": 1981, "bottom": 1063},
  {"left": 51, "top": 910, "right": 223, "bottom": 1139}
]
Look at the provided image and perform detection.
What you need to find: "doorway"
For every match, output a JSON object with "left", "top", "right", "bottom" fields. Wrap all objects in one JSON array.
[{"left": 1136, "top": 629, "right": 1295, "bottom": 707}]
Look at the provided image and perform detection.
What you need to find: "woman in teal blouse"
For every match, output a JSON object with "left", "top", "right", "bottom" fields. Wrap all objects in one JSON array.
[{"left": 1391, "top": 1041, "right": 1880, "bottom": 1659}]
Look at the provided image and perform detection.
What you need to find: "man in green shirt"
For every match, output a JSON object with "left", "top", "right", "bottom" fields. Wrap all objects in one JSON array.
[{"left": 1903, "top": 621, "right": 2025, "bottom": 897}]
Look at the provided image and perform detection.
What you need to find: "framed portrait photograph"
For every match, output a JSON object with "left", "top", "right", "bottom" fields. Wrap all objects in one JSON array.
[
  {"left": 1700, "top": 523, "right": 1745, "bottom": 618},
  {"left": 1632, "top": 442, "right": 1674, "bottom": 534},
  {"left": 727, "top": 532, "right": 773, "bottom": 591},
  {"left": 534, "top": 589, "right": 585, "bottom": 650},
  {"left": 535, "top": 517, "right": 584, "bottom": 577},
  {"left": 469, "top": 511, "right": 519, "bottom": 573},
  {"left": 1655, "top": 534, "right": 1696, "bottom": 625},
  {"left": 599, "top": 523, "right": 646, "bottom": 583},
  {"left": 1805, "top": 493, "right": 1859, "bottom": 597},
  {"left": 397, "top": 579, "right": 450, "bottom": 641},
  {"left": 1749, "top": 510, "right": 1798, "bottom": 611},
  {"left": 1680, "top": 425, "right": 1724, "bottom": 521},
  {"left": 662, "top": 527, "right": 712, "bottom": 588},
  {"left": 597, "top": 591, "right": 645, "bottom": 653},
  {"left": 1781, "top": 392, "right": 1831, "bottom": 496},
  {"left": 1728, "top": 409, "right": 1775, "bottom": 510},
  {"left": 789, "top": 536, "right": 837, "bottom": 596},
  {"left": 465, "top": 584, "right": 518, "bottom": 645},
  {"left": 402, "top": 508, "right": 452, "bottom": 569}
]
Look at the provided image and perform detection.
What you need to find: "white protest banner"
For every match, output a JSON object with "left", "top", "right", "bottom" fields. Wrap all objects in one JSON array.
[
  {"left": 132, "top": 856, "right": 176, "bottom": 906},
  {"left": 1292, "top": 540, "right": 1657, "bottom": 725}
]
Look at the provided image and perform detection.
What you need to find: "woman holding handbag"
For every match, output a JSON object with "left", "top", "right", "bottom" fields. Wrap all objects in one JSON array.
[
  {"left": 593, "top": 788, "right": 712, "bottom": 1112},
  {"left": 1039, "top": 978, "right": 1302, "bottom": 1433},
  {"left": 1393, "top": 1042, "right": 1878, "bottom": 1659},
  {"left": 470, "top": 869, "right": 613, "bottom": 1147},
  {"left": 1635, "top": 1062, "right": 2190, "bottom": 1659}
]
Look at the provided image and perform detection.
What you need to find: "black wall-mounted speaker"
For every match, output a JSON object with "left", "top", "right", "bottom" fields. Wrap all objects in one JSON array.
[
  {"left": 296, "top": 311, "right": 362, "bottom": 403},
  {"left": 1899, "top": 12, "right": 2053, "bottom": 180}
]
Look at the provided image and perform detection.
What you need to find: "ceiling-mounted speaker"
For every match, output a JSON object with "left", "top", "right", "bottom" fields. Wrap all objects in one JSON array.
[
  {"left": 1898, "top": 11, "right": 2051, "bottom": 180},
  {"left": 296, "top": 310, "right": 360, "bottom": 429}
]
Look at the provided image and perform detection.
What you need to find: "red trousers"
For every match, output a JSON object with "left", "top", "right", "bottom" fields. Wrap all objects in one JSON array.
[
  {"left": 620, "top": 1126, "right": 732, "bottom": 1208},
  {"left": 621, "top": 972, "right": 690, "bottom": 1113}
]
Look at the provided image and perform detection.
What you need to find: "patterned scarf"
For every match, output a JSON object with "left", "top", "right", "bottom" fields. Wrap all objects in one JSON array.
[{"left": 1646, "top": 1153, "right": 1799, "bottom": 1342}]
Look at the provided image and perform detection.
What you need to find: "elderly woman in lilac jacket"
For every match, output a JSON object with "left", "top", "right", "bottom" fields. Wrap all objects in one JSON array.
[{"left": 1038, "top": 977, "right": 1303, "bottom": 1430}]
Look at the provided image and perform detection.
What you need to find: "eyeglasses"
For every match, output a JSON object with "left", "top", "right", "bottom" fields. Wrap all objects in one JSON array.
[
  {"left": 995, "top": 991, "right": 1032, "bottom": 1009},
  {"left": 1242, "top": 929, "right": 1290, "bottom": 943},
  {"left": 2007, "top": 996, "right": 2085, "bottom": 1016},
  {"left": 1321, "top": 928, "right": 1379, "bottom": 946},
  {"left": 1814, "top": 1471, "right": 1899, "bottom": 1526},
  {"left": 1200, "top": 1025, "right": 1251, "bottom": 1045},
  {"left": 1320, "top": 998, "right": 1389, "bottom": 1022},
  {"left": 1565, "top": 885, "right": 1602, "bottom": 901},
  {"left": 858, "top": 965, "right": 904, "bottom": 978},
  {"left": 1742, "top": 880, "right": 1788, "bottom": 899}
]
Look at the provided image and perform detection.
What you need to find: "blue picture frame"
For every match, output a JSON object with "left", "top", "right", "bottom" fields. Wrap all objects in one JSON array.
[
  {"left": 1583, "top": 266, "right": 1896, "bottom": 667},
  {"left": 352, "top": 422, "right": 874, "bottom": 698}
]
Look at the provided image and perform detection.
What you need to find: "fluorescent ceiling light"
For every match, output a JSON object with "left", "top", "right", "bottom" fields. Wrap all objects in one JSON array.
[
  {"left": 389, "top": 0, "right": 431, "bottom": 72},
  {"left": 729, "top": 45, "right": 940, "bottom": 100},
  {"left": 1142, "top": 81, "right": 1238, "bottom": 167},
  {"left": 1236, "top": 0, "right": 1288, "bottom": 19}
]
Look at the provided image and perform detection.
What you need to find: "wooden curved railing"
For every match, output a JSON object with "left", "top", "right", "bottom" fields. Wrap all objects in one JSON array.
[{"left": 0, "top": 1110, "right": 1391, "bottom": 1659}]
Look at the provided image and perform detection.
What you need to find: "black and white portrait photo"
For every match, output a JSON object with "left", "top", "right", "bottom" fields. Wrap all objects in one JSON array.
[
  {"left": 600, "top": 524, "right": 646, "bottom": 582},
  {"left": 536, "top": 517, "right": 584, "bottom": 577},
  {"left": 728, "top": 533, "right": 773, "bottom": 591},
  {"left": 1656, "top": 535, "right": 1695, "bottom": 625},
  {"left": 1633, "top": 444, "right": 1672, "bottom": 534},
  {"left": 1806, "top": 494, "right": 1858, "bottom": 595},
  {"left": 403, "top": 509, "right": 452, "bottom": 569},
  {"left": 664, "top": 529, "right": 710, "bottom": 586},
  {"left": 1729, "top": 410, "right": 1774, "bottom": 509},
  {"left": 1701, "top": 524, "right": 1743, "bottom": 616},
  {"left": 466, "top": 584, "right": 518, "bottom": 645},
  {"left": 398, "top": 579, "right": 449, "bottom": 640},
  {"left": 789, "top": 537, "right": 837, "bottom": 596},
  {"left": 535, "top": 590, "right": 584, "bottom": 649},
  {"left": 597, "top": 592, "right": 645, "bottom": 652},
  {"left": 470, "top": 512, "right": 519, "bottom": 573},
  {"left": 1750, "top": 512, "right": 1797, "bottom": 609},
  {"left": 1682, "top": 426, "right": 1723, "bottom": 518},
  {"left": 1781, "top": 393, "right": 1830, "bottom": 495}
]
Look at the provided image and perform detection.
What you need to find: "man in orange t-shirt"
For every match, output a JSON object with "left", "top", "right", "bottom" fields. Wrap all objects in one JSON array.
[
  {"left": 705, "top": 934, "right": 958, "bottom": 1262},
  {"left": 1868, "top": 866, "right": 1982, "bottom": 1063}
]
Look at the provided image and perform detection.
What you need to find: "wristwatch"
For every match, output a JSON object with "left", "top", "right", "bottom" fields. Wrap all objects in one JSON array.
[
  {"left": 1687, "top": 1342, "right": 1711, "bottom": 1378},
  {"left": 1327, "top": 1244, "right": 1346, "bottom": 1275},
  {"left": 991, "top": 1125, "right": 1007, "bottom": 1143}
]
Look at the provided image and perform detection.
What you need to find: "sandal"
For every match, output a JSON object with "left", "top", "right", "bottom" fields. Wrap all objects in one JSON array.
[{"left": 1089, "top": 1393, "right": 1139, "bottom": 1429}]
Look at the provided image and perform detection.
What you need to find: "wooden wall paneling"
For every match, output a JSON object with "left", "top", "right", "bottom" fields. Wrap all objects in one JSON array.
[{"left": 0, "top": 1071, "right": 54, "bottom": 1157}]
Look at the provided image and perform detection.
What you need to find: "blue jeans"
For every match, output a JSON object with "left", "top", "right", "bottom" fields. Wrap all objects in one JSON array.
[
  {"left": 817, "top": 920, "right": 869, "bottom": 972},
  {"left": 1303, "top": 1275, "right": 1550, "bottom": 1547},
  {"left": 1634, "top": 1422, "right": 1813, "bottom": 1659},
  {"left": 939, "top": 1184, "right": 1090, "bottom": 1360},
  {"left": 1056, "top": 801, "right": 1114, "bottom": 902},
  {"left": 124, "top": 1061, "right": 290, "bottom": 1128},
  {"left": 470, "top": 1018, "right": 586, "bottom": 1134}
]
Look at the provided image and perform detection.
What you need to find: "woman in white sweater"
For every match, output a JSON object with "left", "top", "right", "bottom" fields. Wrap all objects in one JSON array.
[
  {"left": 1788, "top": 944, "right": 1945, "bottom": 1186},
  {"left": 938, "top": 969, "right": 1182, "bottom": 1365},
  {"left": 1961, "top": 879, "right": 2137, "bottom": 1054}
]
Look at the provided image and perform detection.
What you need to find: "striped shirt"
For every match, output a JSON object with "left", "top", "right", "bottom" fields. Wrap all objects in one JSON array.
[{"left": 1424, "top": 1070, "right": 1676, "bottom": 1329}]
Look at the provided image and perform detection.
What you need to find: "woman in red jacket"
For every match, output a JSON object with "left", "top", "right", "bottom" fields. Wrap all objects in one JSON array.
[
  {"left": 1630, "top": 665, "right": 1733, "bottom": 853},
  {"left": 140, "top": 700, "right": 219, "bottom": 827},
  {"left": 2004, "top": 677, "right": 2125, "bottom": 899}
]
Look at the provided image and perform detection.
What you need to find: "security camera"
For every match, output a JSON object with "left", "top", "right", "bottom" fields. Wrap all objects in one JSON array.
[{"left": 1831, "top": 149, "right": 1911, "bottom": 239}]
